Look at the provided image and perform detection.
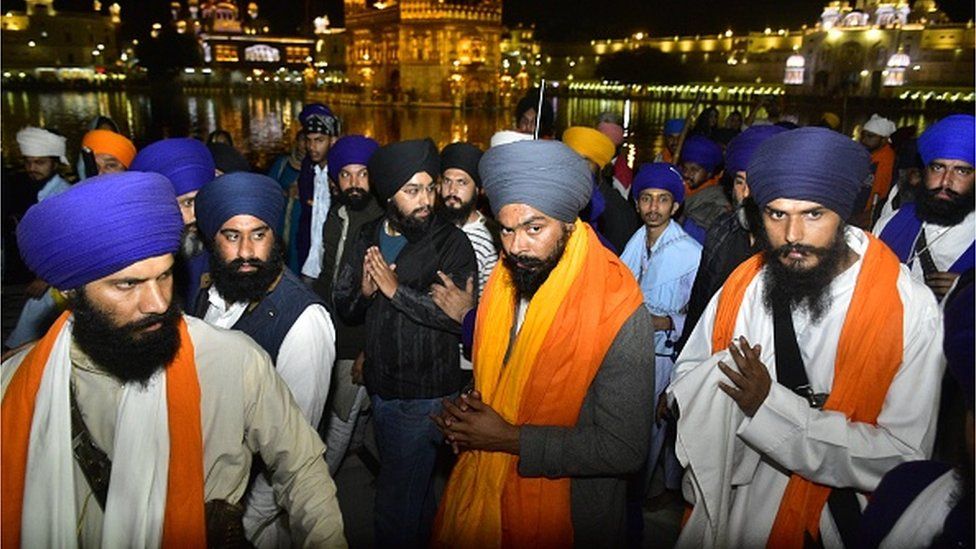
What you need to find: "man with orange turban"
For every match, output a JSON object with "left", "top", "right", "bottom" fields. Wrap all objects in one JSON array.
[{"left": 80, "top": 129, "right": 136, "bottom": 177}]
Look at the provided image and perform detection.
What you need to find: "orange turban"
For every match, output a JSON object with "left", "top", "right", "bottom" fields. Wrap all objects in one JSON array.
[
  {"left": 562, "top": 126, "right": 615, "bottom": 169},
  {"left": 81, "top": 129, "right": 137, "bottom": 168}
]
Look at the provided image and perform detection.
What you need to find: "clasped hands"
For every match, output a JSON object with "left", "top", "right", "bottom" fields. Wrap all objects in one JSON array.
[
  {"left": 431, "top": 391, "right": 520, "bottom": 456},
  {"left": 361, "top": 246, "right": 398, "bottom": 299}
]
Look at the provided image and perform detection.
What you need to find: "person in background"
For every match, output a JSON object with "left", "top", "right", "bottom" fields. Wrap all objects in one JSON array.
[
  {"left": 654, "top": 118, "right": 685, "bottom": 163},
  {"left": 74, "top": 115, "right": 120, "bottom": 180},
  {"left": 677, "top": 134, "right": 728, "bottom": 244},
  {"left": 208, "top": 141, "right": 251, "bottom": 175},
  {"left": 296, "top": 103, "right": 341, "bottom": 283},
  {"left": 268, "top": 130, "right": 308, "bottom": 273},
  {"left": 206, "top": 129, "right": 234, "bottom": 146},
  {"left": 79, "top": 129, "right": 136, "bottom": 177},
  {"left": 514, "top": 88, "right": 555, "bottom": 138},
  {"left": 857, "top": 114, "right": 898, "bottom": 222}
]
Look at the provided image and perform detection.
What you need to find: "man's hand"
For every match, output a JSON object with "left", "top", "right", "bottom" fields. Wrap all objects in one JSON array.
[
  {"left": 432, "top": 391, "right": 520, "bottom": 455},
  {"left": 925, "top": 271, "right": 960, "bottom": 300},
  {"left": 364, "top": 246, "right": 398, "bottom": 299},
  {"left": 430, "top": 271, "right": 474, "bottom": 323},
  {"left": 361, "top": 255, "right": 378, "bottom": 298},
  {"left": 351, "top": 351, "right": 365, "bottom": 386},
  {"left": 25, "top": 278, "right": 49, "bottom": 299},
  {"left": 656, "top": 391, "right": 671, "bottom": 425},
  {"left": 717, "top": 336, "right": 770, "bottom": 417},
  {"left": 651, "top": 314, "right": 673, "bottom": 332}
]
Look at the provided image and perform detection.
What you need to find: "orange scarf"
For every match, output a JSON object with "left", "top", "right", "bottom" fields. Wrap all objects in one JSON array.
[
  {"left": 433, "top": 221, "right": 643, "bottom": 548},
  {"left": 1, "top": 311, "right": 207, "bottom": 548},
  {"left": 684, "top": 172, "right": 722, "bottom": 199},
  {"left": 710, "top": 233, "right": 903, "bottom": 548}
]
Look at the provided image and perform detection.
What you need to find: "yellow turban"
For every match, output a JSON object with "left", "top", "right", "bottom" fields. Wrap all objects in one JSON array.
[
  {"left": 82, "top": 129, "right": 137, "bottom": 168},
  {"left": 562, "top": 126, "right": 615, "bottom": 169}
]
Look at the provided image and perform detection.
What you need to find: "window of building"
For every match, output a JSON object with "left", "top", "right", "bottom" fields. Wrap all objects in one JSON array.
[
  {"left": 245, "top": 44, "right": 280, "bottom": 62},
  {"left": 285, "top": 46, "right": 310, "bottom": 63},
  {"left": 215, "top": 44, "right": 239, "bottom": 62}
]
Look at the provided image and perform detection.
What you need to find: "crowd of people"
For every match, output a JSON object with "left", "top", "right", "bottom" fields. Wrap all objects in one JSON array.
[{"left": 1, "top": 90, "right": 973, "bottom": 549}]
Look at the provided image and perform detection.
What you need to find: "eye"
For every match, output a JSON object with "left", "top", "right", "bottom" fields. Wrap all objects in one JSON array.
[
  {"left": 527, "top": 225, "right": 542, "bottom": 234},
  {"left": 499, "top": 227, "right": 514, "bottom": 236},
  {"left": 223, "top": 232, "right": 239, "bottom": 242},
  {"left": 930, "top": 164, "right": 945, "bottom": 172},
  {"left": 252, "top": 230, "right": 267, "bottom": 240},
  {"left": 954, "top": 166, "right": 974, "bottom": 176},
  {"left": 115, "top": 281, "right": 137, "bottom": 290},
  {"left": 807, "top": 210, "right": 823, "bottom": 220},
  {"left": 767, "top": 210, "right": 785, "bottom": 220}
]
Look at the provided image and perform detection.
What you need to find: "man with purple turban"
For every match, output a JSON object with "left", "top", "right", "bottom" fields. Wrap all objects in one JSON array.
[
  {"left": 130, "top": 137, "right": 217, "bottom": 306},
  {"left": 875, "top": 114, "right": 975, "bottom": 301},
  {"left": 333, "top": 138, "right": 476, "bottom": 547},
  {"left": 2, "top": 172, "right": 345, "bottom": 548},
  {"left": 619, "top": 162, "right": 701, "bottom": 542},
  {"left": 311, "top": 134, "right": 383, "bottom": 473},
  {"left": 670, "top": 127, "right": 944, "bottom": 548},
  {"left": 678, "top": 134, "right": 729, "bottom": 244},
  {"left": 192, "top": 172, "right": 337, "bottom": 547},
  {"left": 296, "top": 103, "right": 341, "bottom": 283}
]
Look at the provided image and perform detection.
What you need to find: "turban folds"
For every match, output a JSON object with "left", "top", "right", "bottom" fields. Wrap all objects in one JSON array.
[
  {"left": 562, "top": 126, "right": 616, "bottom": 169},
  {"left": 664, "top": 118, "right": 685, "bottom": 136},
  {"left": 299, "top": 103, "right": 340, "bottom": 136},
  {"left": 16, "top": 172, "right": 182, "bottom": 290},
  {"left": 207, "top": 142, "right": 251, "bottom": 174},
  {"left": 440, "top": 142, "right": 484, "bottom": 187},
  {"left": 490, "top": 130, "right": 533, "bottom": 148},
  {"left": 724, "top": 125, "right": 789, "bottom": 176},
  {"left": 327, "top": 135, "right": 380, "bottom": 184},
  {"left": 747, "top": 127, "right": 871, "bottom": 220},
  {"left": 130, "top": 138, "right": 216, "bottom": 197},
  {"left": 82, "top": 129, "right": 137, "bottom": 168},
  {"left": 368, "top": 139, "right": 440, "bottom": 202},
  {"left": 917, "top": 114, "right": 975, "bottom": 166},
  {"left": 679, "top": 135, "right": 723, "bottom": 174},
  {"left": 480, "top": 140, "right": 592, "bottom": 223},
  {"left": 862, "top": 114, "right": 896, "bottom": 138},
  {"left": 194, "top": 172, "right": 285, "bottom": 240},
  {"left": 16, "top": 127, "right": 67, "bottom": 164},
  {"left": 632, "top": 163, "right": 686, "bottom": 204}
]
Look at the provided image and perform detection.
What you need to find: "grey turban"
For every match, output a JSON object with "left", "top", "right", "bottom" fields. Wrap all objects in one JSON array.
[
  {"left": 479, "top": 140, "right": 592, "bottom": 223},
  {"left": 747, "top": 127, "right": 871, "bottom": 220}
]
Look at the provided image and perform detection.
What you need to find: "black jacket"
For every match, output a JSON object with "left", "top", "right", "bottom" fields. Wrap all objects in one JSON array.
[{"left": 333, "top": 215, "right": 477, "bottom": 399}]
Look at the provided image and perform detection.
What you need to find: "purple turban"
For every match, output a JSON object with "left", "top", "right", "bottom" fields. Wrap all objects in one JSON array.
[
  {"left": 917, "top": 114, "right": 975, "bottom": 166},
  {"left": 194, "top": 172, "right": 286, "bottom": 240},
  {"left": 130, "top": 138, "right": 215, "bottom": 197},
  {"left": 747, "top": 127, "right": 871, "bottom": 220},
  {"left": 327, "top": 135, "right": 380, "bottom": 184},
  {"left": 16, "top": 172, "right": 182, "bottom": 290},
  {"left": 680, "top": 135, "right": 723, "bottom": 174},
  {"left": 724, "top": 125, "right": 789, "bottom": 176},
  {"left": 299, "top": 103, "right": 340, "bottom": 136},
  {"left": 368, "top": 139, "right": 441, "bottom": 202},
  {"left": 632, "top": 163, "right": 686, "bottom": 204},
  {"left": 664, "top": 118, "right": 685, "bottom": 136},
  {"left": 944, "top": 276, "right": 974, "bottom": 410},
  {"left": 440, "top": 142, "right": 484, "bottom": 187}
]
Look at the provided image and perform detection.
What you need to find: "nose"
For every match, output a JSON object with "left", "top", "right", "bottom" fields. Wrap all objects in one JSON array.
[
  {"left": 238, "top": 237, "right": 256, "bottom": 260},
  {"left": 784, "top": 216, "right": 804, "bottom": 245},
  {"left": 508, "top": 231, "right": 528, "bottom": 257},
  {"left": 139, "top": 281, "right": 169, "bottom": 315},
  {"left": 418, "top": 189, "right": 432, "bottom": 208}
]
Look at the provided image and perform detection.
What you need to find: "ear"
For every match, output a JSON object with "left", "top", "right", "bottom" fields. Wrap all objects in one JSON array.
[{"left": 670, "top": 201, "right": 680, "bottom": 217}]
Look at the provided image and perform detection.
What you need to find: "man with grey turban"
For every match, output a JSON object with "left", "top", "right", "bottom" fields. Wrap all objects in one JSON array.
[
  {"left": 333, "top": 138, "right": 476, "bottom": 548},
  {"left": 669, "top": 127, "right": 944, "bottom": 549},
  {"left": 431, "top": 140, "right": 655, "bottom": 548}
]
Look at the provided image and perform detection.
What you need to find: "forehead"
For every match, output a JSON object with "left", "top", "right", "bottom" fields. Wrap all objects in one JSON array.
[
  {"left": 95, "top": 152, "right": 121, "bottom": 162},
  {"left": 497, "top": 203, "right": 557, "bottom": 226},
  {"left": 764, "top": 197, "right": 829, "bottom": 213},
  {"left": 638, "top": 188, "right": 674, "bottom": 200},
  {"left": 680, "top": 160, "right": 706, "bottom": 171},
  {"left": 306, "top": 132, "right": 329, "bottom": 141},
  {"left": 929, "top": 158, "right": 974, "bottom": 169},
  {"left": 339, "top": 163, "right": 368, "bottom": 173},
  {"left": 442, "top": 167, "right": 473, "bottom": 180},
  {"left": 220, "top": 214, "right": 268, "bottom": 232}
]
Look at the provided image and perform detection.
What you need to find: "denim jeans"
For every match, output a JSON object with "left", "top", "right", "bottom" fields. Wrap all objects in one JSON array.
[{"left": 371, "top": 393, "right": 453, "bottom": 548}]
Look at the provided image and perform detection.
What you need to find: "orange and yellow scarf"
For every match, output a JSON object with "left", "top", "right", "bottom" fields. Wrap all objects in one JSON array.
[{"left": 433, "top": 220, "right": 644, "bottom": 548}]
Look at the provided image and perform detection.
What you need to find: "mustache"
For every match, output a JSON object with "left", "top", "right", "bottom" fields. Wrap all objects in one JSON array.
[
  {"left": 926, "top": 186, "right": 962, "bottom": 200},
  {"left": 770, "top": 243, "right": 830, "bottom": 259},
  {"left": 127, "top": 308, "right": 179, "bottom": 332},
  {"left": 505, "top": 253, "right": 547, "bottom": 270},
  {"left": 226, "top": 257, "right": 269, "bottom": 270}
]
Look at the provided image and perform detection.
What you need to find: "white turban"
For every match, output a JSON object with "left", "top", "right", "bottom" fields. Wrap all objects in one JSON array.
[
  {"left": 862, "top": 114, "right": 896, "bottom": 138},
  {"left": 16, "top": 127, "right": 68, "bottom": 164},
  {"left": 489, "top": 130, "right": 534, "bottom": 148}
]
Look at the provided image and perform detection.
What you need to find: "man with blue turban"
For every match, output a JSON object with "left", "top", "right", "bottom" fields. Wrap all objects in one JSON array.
[
  {"left": 678, "top": 134, "right": 728, "bottom": 244},
  {"left": 875, "top": 114, "right": 975, "bottom": 301},
  {"left": 670, "top": 127, "right": 944, "bottom": 548},
  {"left": 191, "top": 172, "right": 337, "bottom": 547},
  {"left": 432, "top": 140, "right": 654, "bottom": 548},
  {"left": 619, "top": 162, "right": 701, "bottom": 542},
  {"left": 2, "top": 172, "right": 345, "bottom": 548},
  {"left": 654, "top": 118, "right": 686, "bottom": 163},
  {"left": 296, "top": 103, "right": 342, "bottom": 283},
  {"left": 130, "top": 137, "right": 218, "bottom": 306},
  {"left": 333, "top": 138, "right": 476, "bottom": 548},
  {"left": 312, "top": 134, "right": 383, "bottom": 474}
]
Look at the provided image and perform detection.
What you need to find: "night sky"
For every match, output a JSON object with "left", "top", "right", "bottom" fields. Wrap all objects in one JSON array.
[{"left": 1, "top": 0, "right": 973, "bottom": 40}]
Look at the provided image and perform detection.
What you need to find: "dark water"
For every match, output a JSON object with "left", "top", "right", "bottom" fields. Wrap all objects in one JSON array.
[{"left": 0, "top": 87, "right": 950, "bottom": 172}]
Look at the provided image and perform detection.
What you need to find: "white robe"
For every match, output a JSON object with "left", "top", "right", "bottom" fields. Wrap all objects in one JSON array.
[{"left": 669, "top": 227, "right": 945, "bottom": 549}]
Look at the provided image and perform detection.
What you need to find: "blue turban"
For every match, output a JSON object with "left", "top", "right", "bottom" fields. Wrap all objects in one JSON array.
[
  {"left": 917, "top": 114, "right": 975, "bottom": 166},
  {"left": 632, "top": 163, "right": 686, "bottom": 204},
  {"left": 327, "top": 135, "right": 380, "bottom": 184},
  {"left": 194, "top": 172, "right": 286, "bottom": 240},
  {"left": 299, "top": 103, "right": 340, "bottom": 136},
  {"left": 680, "top": 135, "right": 723, "bottom": 174},
  {"left": 724, "top": 125, "right": 789, "bottom": 176},
  {"left": 664, "top": 118, "right": 685, "bottom": 135},
  {"left": 480, "top": 140, "right": 591, "bottom": 223},
  {"left": 944, "top": 274, "right": 974, "bottom": 410},
  {"left": 130, "top": 138, "right": 215, "bottom": 197},
  {"left": 16, "top": 172, "right": 182, "bottom": 290},
  {"left": 747, "top": 127, "right": 871, "bottom": 220}
]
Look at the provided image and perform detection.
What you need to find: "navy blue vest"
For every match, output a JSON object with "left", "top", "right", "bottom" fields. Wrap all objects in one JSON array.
[{"left": 194, "top": 269, "right": 326, "bottom": 364}]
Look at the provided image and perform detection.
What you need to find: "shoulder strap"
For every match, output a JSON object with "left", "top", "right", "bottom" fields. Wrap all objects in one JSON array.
[{"left": 70, "top": 383, "right": 111, "bottom": 510}]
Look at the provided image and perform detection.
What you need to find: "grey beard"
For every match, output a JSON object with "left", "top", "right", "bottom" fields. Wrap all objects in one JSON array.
[
  {"left": 181, "top": 228, "right": 205, "bottom": 257},
  {"left": 736, "top": 205, "right": 750, "bottom": 230}
]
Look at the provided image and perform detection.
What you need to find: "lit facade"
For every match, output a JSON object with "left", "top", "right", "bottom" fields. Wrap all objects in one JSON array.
[{"left": 1, "top": 0, "right": 121, "bottom": 72}]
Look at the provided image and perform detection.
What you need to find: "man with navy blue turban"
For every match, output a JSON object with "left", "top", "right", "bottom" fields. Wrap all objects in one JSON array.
[
  {"left": 670, "top": 127, "right": 944, "bottom": 548},
  {"left": 192, "top": 172, "right": 338, "bottom": 548},
  {"left": 3, "top": 172, "right": 346, "bottom": 548},
  {"left": 875, "top": 114, "right": 975, "bottom": 300},
  {"left": 332, "top": 138, "right": 476, "bottom": 548},
  {"left": 678, "top": 134, "right": 729, "bottom": 244}
]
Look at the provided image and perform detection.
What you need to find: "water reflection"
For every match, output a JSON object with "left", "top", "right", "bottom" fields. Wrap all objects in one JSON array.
[{"left": 0, "top": 88, "right": 955, "bottom": 173}]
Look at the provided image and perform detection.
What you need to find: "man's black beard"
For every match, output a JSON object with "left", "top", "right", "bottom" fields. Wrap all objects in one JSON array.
[
  {"left": 337, "top": 187, "right": 373, "bottom": 212},
  {"left": 70, "top": 291, "right": 182, "bottom": 386},
  {"left": 208, "top": 242, "right": 284, "bottom": 304},
  {"left": 386, "top": 201, "right": 433, "bottom": 241},
  {"left": 760, "top": 224, "right": 849, "bottom": 324},
  {"left": 439, "top": 195, "right": 476, "bottom": 226},
  {"left": 915, "top": 185, "right": 975, "bottom": 227},
  {"left": 502, "top": 230, "right": 570, "bottom": 300}
]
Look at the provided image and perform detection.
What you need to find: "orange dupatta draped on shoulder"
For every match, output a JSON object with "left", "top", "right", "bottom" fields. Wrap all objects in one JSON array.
[
  {"left": 1, "top": 311, "right": 207, "bottom": 548},
  {"left": 710, "top": 233, "right": 904, "bottom": 548},
  {"left": 433, "top": 221, "right": 644, "bottom": 548}
]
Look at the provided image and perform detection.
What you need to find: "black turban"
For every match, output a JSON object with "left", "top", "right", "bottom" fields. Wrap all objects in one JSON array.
[
  {"left": 368, "top": 138, "right": 440, "bottom": 202},
  {"left": 440, "top": 142, "right": 484, "bottom": 187}
]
